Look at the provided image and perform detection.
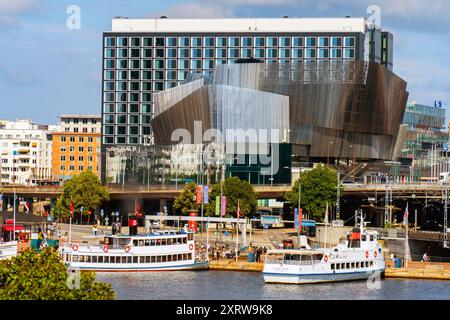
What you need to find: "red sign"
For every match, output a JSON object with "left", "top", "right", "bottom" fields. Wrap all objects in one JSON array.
[
  {"left": 196, "top": 186, "right": 202, "bottom": 204},
  {"left": 88, "top": 210, "right": 92, "bottom": 215},
  {"left": 299, "top": 208, "right": 303, "bottom": 230},
  {"left": 69, "top": 201, "right": 74, "bottom": 217},
  {"left": 129, "top": 219, "right": 138, "bottom": 227},
  {"left": 188, "top": 210, "right": 197, "bottom": 232}
]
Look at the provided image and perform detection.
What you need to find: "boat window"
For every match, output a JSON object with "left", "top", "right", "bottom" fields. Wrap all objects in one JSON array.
[
  {"left": 168, "top": 255, "right": 173, "bottom": 262},
  {"left": 173, "top": 255, "right": 178, "bottom": 261},
  {"left": 351, "top": 262, "right": 355, "bottom": 269},
  {"left": 162, "top": 239, "right": 167, "bottom": 246},
  {"left": 133, "top": 256, "right": 138, "bottom": 263},
  {"left": 104, "top": 237, "right": 112, "bottom": 245},
  {"left": 167, "top": 238, "right": 172, "bottom": 245},
  {"left": 118, "top": 238, "right": 130, "bottom": 245},
  {"left": 139, "top": 256, "right": 145, "bottom": 263},
  {"left": 183, "top": 238, "right": 187, "bottom": 244},
  {"left": 188, "top": 253, "right": 192, "bottom": 260},
  {"left": 361, "top": 235, "right": 366, "bottom": 241},
  {"left": 121, "top": 256, "right": 127, "bottom": 264},
  {"left": 98, "top": 256, "right": 103, "bottom": 263},
  {"left": 115, "top": 256, "right": 121, "bottom": 263},
  {"left": 346, "top": 263, "right": 350, "bottom": 269},
  {"left": 146, "top": 256, "right": 150, "bottom": 263},
  {"left": 79, "top": 256, "right": 85, "bottom": 263},
  {"left": 157, "top": 256, "right": 161, "bottom": 263},
  {"left": 150, "top": 239, "right": 155, "bottom": 246},
  {"left": 356, "top": 262, "right": 360, "bottom": 268},
  {"left": 72, "top": 255, "right": 79, "bottom": 262},
  {"left": 133, "top": 240, "right": 138, "bottom": 246},
  {"left": 151, "top": 256, "right": 156, "bottom": 263},
  {"left": 342, "top": 263, "right": 345, "bottom": 269},
  {"left": 92, "top": 256, "right": 98, "bottom": 263},
  {"left": 370, "top": 261, "right": 373, "bottom": 267},
  {"left": 365, "top": 261, "right": 369, "bottom": 268},
  {"left": 177, "top": 238, "right": 183, "bottom": 244},
  {"left": 127, "top": 256, "right": 132, "bottom": 263},
  {"left": 162, "top": 255, "right": 167, "bottom": 262},
  {"left": 156, "top": 239, "right": 161, "bottom": 246},
  {"left": 331, "top": 264, "right": 335, "bottom": 270},
  {"left": 370, "top": 235, "right": 374, "bottom": 242},
  {"left": 104, "top": 256, "right": 109, "bottom": 263},
  {"left": 178, "top": 254, "right": 183, "bottom": 261},
  {"left": 188, "top": 234, "right": 193, "bottom": 241},
  {"left": 145, "top": 240, "right": 150, "bottom": 246},
  {"left": 139, "top": 240, "right": 144, "bottom": 246}
]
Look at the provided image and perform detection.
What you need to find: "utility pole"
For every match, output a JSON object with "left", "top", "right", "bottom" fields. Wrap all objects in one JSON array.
[
  {"left": 336, "top": 172, "right": 340, "bottom": 221},
  {"left": 444, "top": 151, "right": 449, "bottom": 248}
]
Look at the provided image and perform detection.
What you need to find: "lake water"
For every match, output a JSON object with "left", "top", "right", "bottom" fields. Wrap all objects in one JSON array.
[{"left": 96, "top": 271, "right": 450, "bottom": 300}]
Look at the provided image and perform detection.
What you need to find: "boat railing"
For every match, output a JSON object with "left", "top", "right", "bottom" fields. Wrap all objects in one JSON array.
[
  {"left": 62, "top": 243, "right": 129, "bottom": 250},
  {"left": 265, "top": 258, "right": 321, "bottom": 266}
]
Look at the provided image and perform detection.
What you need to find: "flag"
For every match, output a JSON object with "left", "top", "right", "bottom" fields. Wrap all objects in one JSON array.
[
  {"left": 24, "top": 202, "right": 30, "bottom": 212},
  {"left": 403, "top": 203, "right": 409, "bottom": 225},
  {"left": 221, "top": 196, "right": 226, "bottom": 217},
  {"left": 203, "top": 186, "right": 209, "bottom": 204},
  {"left": 215, "top": 196, "right": 220, "bottom": 216},
  {"left": 196, "top": 185, "right": 202, "bottom": 204},
  {"left": 237, "top": 201, "right": 240, "bottom": 219},
  {"left": 299, "top": 208, "right": 303, "bottom": 231},
  {"left": 70, "top": 201, "right": 74, "bottom": 217},
  {"left": 294, "top": 208, "right": 298, "bottom": 229}
]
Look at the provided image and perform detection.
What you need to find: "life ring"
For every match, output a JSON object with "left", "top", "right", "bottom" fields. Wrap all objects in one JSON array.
[
  {"left": 374, "top": 251, "right": 378, "bottom": 258},
  {"left": 365, "top": 251, "right": 369, "bottom": 258},
  {"left": 189, "top": 244, "right": 194, "bottom": 250},
  {"left": 72, "top": 244, "right": 78, "bottom": 251},
  {"left": 124, "top": 245, "right": 131, "bottom": 253},
  {"left": 324, "top": 255, "right": 329, "bottom": 263},
  {"left": 103, "top": 245, "right": 109, "bottom": 253}
]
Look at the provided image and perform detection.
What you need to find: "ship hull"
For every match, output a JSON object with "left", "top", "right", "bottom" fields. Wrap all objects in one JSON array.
[
  {"left": 263, "top": 269, "right": 384, "bottom": 284},
  {"left": 65, "top": 261, "right": 209, "bottom": 272}
]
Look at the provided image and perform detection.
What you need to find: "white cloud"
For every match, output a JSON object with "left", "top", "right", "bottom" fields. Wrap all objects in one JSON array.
[{"left": 0, "top": 0, "right": 40, "bottom": 28}]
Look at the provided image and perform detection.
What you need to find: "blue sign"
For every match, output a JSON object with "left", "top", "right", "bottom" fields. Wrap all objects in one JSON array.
[
  {"left": 435, "top": 101, "right": 443, "bottom": 108},
  {"left": 203, "top": 186, "right": 209, "bottom": 204},
  {"left": 294, "top": 208, "right": 299, "bottom": 229}
]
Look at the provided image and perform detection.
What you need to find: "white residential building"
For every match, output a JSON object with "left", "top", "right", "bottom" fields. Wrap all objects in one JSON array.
[{"left": 0, "top": 120, "right": 53, "bottom": 186}]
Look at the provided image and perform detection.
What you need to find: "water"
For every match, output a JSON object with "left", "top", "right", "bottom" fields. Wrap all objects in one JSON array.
[{"left": 96, "top": 271, "right": 450, "bottom": 300}]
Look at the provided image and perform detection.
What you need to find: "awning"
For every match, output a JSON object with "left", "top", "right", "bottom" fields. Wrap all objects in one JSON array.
[{"left": 2, "top": 225, "right": 26, "bottom": 232}]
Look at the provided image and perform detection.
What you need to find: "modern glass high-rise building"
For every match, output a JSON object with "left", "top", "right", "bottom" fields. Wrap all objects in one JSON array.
[{"left": 101, "top": 17, "right": 395, "bottom": 183}]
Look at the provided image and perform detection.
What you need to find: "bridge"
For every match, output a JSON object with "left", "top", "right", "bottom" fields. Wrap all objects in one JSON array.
[{"left": 1, "top": 183, "right": 449, "bottom": 200}]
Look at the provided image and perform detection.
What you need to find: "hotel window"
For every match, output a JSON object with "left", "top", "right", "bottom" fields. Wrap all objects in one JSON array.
[
  {"left": 117, "top": 104, "right": 127, "bottom": 113},
  {"left": 216, "top": 48, "right": 227, "bottom": 58},
  {"left": 130, "top": 48, "right": 140, "bottom": 58},
  {"left": 105, "top": 71, "right": 114, "bottom": 80},
  {"left": 204, "top": 48, "right": 214, "bottom": 58},
  {"left": 142, "top": 60, "right": 151, "bottom": 69},
  {"left": 293, "top": 37, "right": 303, "bottom": 47},
  {"left": 192, "top": 48, "right": 202, "bottom": 58},
  {"left": 130, "top": 37, "right": 140, "bottom": 47},
  {"left": 104, "top": 115, "right": 114, "bottom": 124},
  {"left": 143, "top": 37, "right": 152, "bottom": 46},
  {"left": 105, "top": 60, "right": 115, "bottom": 69},
  {"left": 154, "top": 70, "right": 164, "bottom": 80},
  {"left": 117, "top": 126, "right": 126, "bottom": 135},
  {"left": 344, "top": 48, "right": 355, "bottom": 59},
  {"left": 78, "top": 156, "right": 84, "bottom": 162},
  {"left": 204, "top": 37, "right": 214, "bottom": 47},
  {"left": 69, "top": 165, "right": 75, "bottom": 171},
  {"left": 267, "top": 48, "right": 278, "bottom": 58},
  {"left": 331, "top": 48, "right": 342, "bottom": 58},
  {"left": 203, "top": 60, "right": 214, "bottom": 69},
  {"left": 78, "top": 146, "right": 84, "bottom": 152},
  {"left": 60, "top": 165, "right": 66, "bottom": 171},
  {"left": 292, "top": 48, "right": 303, "bottom": 59},
  {"left": 105, "top": 37, "right": 115, "bottom": 47},
  {"left": 117, "top": 92, "right": 127, "bottom": 102},
  {"left": 155, "top": 48, "right": 164, "bottom": 58},
  {"left": 130, "top": 82, "right": 139, "bottom": 91},
  {"left": 155, "top": 37, "right": 164, "bottom": 46},
  {"left": 60, "top": 146, "right": 66, "bottom": 152},
  {"left": 117, "top": 71, "right": 127, "bottom": 80},
  {"left": 178, "top": 71, "right": 188, "bottom": 81},
  {"left": 88, "top": 137, "right": 93, "bottom": 142},
  {"left": 129, "top": 104, "right": 139, "bottom": 113},
  {"left": 178, "top": 60, "right": 189, "bottom": 69},
  {"left": 142, "top": 127, "right": 151, "bottom": 135},
  {"left": 117, "top": 115, "right": 126, "bottom": 124},
  {"left": 117, "top": 37, "right": 128, "bottom": 47},
  {"left": 79, "top": 137, "right": 84, "bottom": 142},
  {"left": 154, "top": 82, "right": 164, "bottom": 91},
  {"left": 318, "top": 48, "right": 329, "bottom": 58},
  {"left": 142, "top": 82, "right": 152, "bottom": 91},
  {"left": 78, "top": 165, "right": 83, "bottom": 171},
  {"left": 216, "top": 37, "right": 227, "bottom": 47},
  {"left": 167, "top": 60, "right": 177, "bottom": 69},
  {"left": 104, "top": 137, "right": 113, "bottom": 144},
  {"left": 178, "top": 48, "right": 189, "bottom": 58},
  {"left": 142, "top": 115, "right": 151, "bottom": 124},
  {"left": 129, "top": 136, "right": 138, "bottom": 144},
  {"left": 69, "top": 155, "right": 75, "bottom": 160},
  {"left": 166, "top": 37, "right": 177, "bottom": 46},
  {"left": 117, "top": 59, "right": 127, "bottom": 69},
  {"left": 88, "top": 148, "right": 93, "bottom": 154},
  {"left": 60, "top": 136, "right": 66, "bottom": 142},
  {"left": 255, "top": 37, "right": 265, "bottom": 47},
  {"left": 154, "top": 60, "right": 165, "bottom": 69},
  {"left": 306, "top": 37, "right": 316, "bottom": 47},
  {"left": 179, "top": 37, "right": 189, "bottom": 47},
  {"left": 191, "top": 60, "right": 202, "bottom": 69},
  {"left": 228, "top": 48, "right": 239, "bottom": 59},
  {"left": 229, "top": 37, "right": 240, "bottom": 47},
  {"left": 280, "top": 49, "right": 290, "bottom": 58},
  {"left": 331, "top": 37, "right": 342, "bottom": 47},
  {"left": 130, "top": 60, "right": 140, "bottom": 69},
  {"left": 142, "top": 48, "right": 152, "bottom": 58},
  {"left": 129, "top": 126, "right": 139, "bottom": 135},
  {"left": 167, "top": 48, "right": 177, "bottom": 58},
  {"left": 117, "top": 48, "right": 127, "bottom": 58},
  {"left": 318, "top": 37, "right": 329, "bottom": 47},
  {"left": 104, "top": 92, "right": 114, "bottom": 102},
  {"left": 142, "top": 71, "right": 152, "bottom": 80},
  {"left": 305, "top": 48, "right": 316, "bottom": 58},
  {"left": 142, "top": 104, "right": 152, "bottom": 113},
  {"left": 60, "top": 156, "right": 66, "bottom": 161},
  {"left": 267, "top": 37, "right": 278, "bottom": 47},
  {"left": 167, "top": 71, "right": 177, "bottom": 80},
  {"left": 117, "top": 82, "right": 127, "bottom": 91},
  {"left": 280, "top": 37, "right": 291, "bottom": 47},
  {"left": 241, "top": 37, "right": 252, "bottom": 47},
  {"left": 191, "top": 37, "right": 202, "bottom": 47},
  {"left": 344, "top": 37, "right": 355, "bottom": 47},
  {"left": 142, "top": 93, "right": 152, "bottom": 102},
  {"left": 241, "top": 48, "right": 252, "bottom": 58},
  {"left": 254, "top": 48, "right": 265, "bottom": 58},
  {"left": 130, "top": 71, "right": 139, "bottom": 80}
]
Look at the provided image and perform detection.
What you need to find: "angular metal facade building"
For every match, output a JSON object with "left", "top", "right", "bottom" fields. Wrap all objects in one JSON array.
[{"left": 152, "top": 61, "right": 408, "bottom": 163}]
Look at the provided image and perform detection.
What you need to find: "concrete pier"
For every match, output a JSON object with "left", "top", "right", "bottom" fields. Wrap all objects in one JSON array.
[
  {"left": 209, "top": 260, "right": 264, "bottom": 272},
  {"left": 384, "top": 261, "right": 450, "bottom": 280}
]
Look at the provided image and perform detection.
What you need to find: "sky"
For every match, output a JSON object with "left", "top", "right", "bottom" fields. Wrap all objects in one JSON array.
[{"left": 0, "top": 0, "right": 449, "bottom": 125}]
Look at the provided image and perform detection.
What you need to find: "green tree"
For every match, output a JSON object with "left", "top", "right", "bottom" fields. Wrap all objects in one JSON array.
[
  {"left": 285, "top": 165, "right": 341, "bottom": 221},
  {"left": 173, "top": 182, "right": 200, "bottom": 215},
  {"left": 0, "top": 248, "right": 115, "bottom": 300},
  {"left": 52, "top": 170, "right": 109, "bottom": 221},
  {"left": 205, "top": 177, "right": 257, "bottom": 218}
]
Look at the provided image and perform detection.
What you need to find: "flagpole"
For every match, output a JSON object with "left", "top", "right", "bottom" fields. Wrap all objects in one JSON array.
[
  {"left": 13, "top": 192, "right": 16, "bottom": 242},
  {"left": 404, "top": 203, "right": 410, "bottom": 268},
  {"left": 236, "top": 200, "right": 239, "bottom": 262}
]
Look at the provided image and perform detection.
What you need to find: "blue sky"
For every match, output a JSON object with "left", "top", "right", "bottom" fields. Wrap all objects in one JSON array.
[{"left": 0, "top": 0, "right": 449, "bottom": 125}]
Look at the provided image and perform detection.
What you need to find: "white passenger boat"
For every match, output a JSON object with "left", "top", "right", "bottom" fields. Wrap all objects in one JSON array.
[
  {"left": 59, "top": 230, "right": 208, "bottom": 272},
  {"left": 0, "top": 241, "right": 18, "bottom": 260},
  {"left": 263, "top": 214, "right": 385, "bottom": 284}
]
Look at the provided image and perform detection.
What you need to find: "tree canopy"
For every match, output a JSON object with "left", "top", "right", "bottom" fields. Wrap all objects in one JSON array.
[
  {"left": 173, "top": 182, "right": 200, "bottom": 215},
  {"left": 0, "top": 248, "right": 115, "bottom": 300},
  {"left": 52, "top": 170, "right": 109, "bottom": 220},
  {"left": 285, "top": 165, "right": 341, "bottom": 222},
  {"left": 205, "top": 177, "right": 258, "bottom": 218}
]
